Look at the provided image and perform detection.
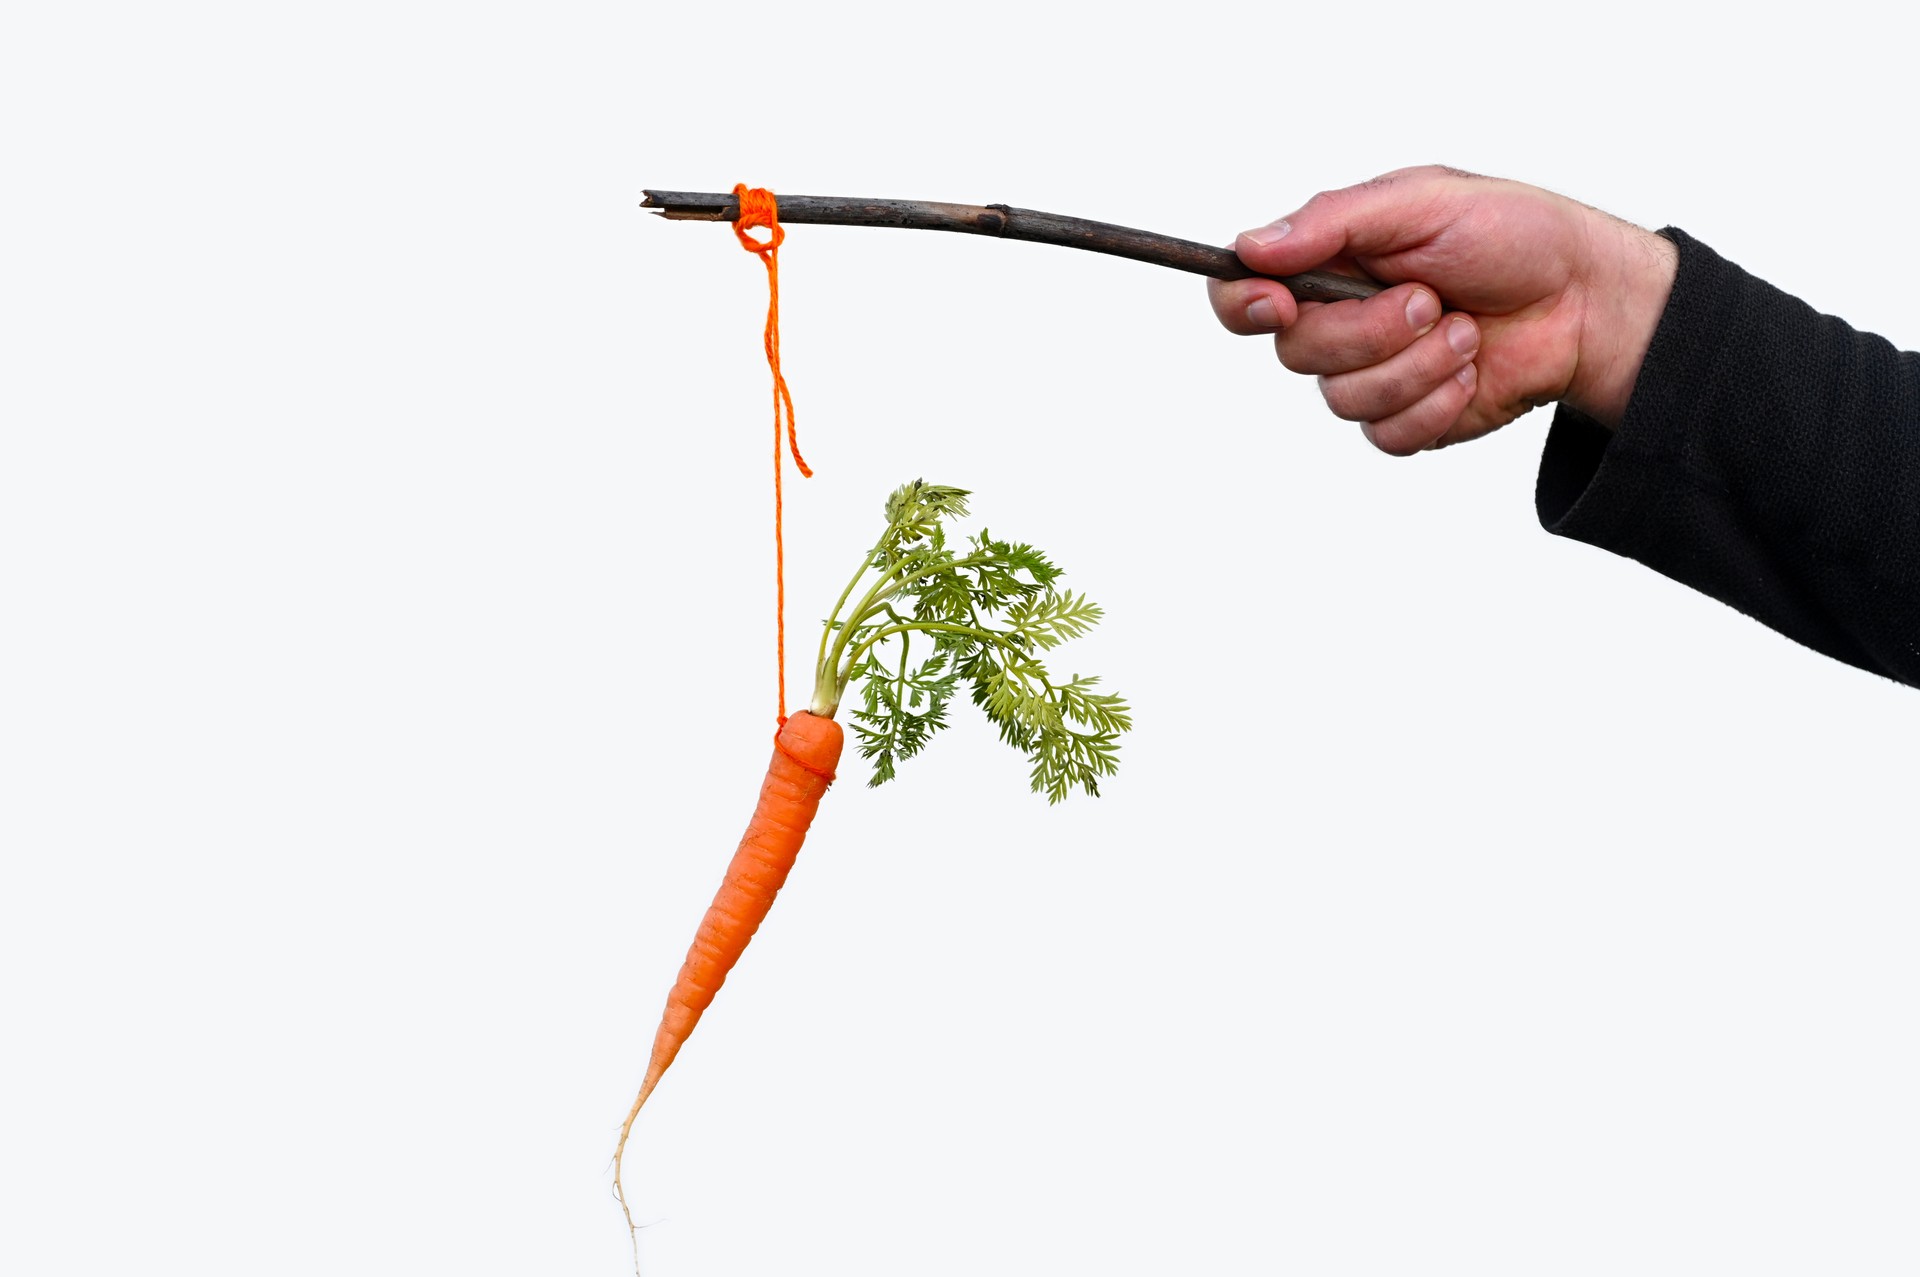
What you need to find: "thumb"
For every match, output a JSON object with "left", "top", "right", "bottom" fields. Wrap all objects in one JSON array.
[{"left": 1232, "top": 171, "right": 1461, "bottom": 278}]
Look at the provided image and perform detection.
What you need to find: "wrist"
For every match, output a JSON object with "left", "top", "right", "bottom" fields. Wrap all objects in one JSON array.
[{"left": 1563, "top": 216, "right": 1679, "bottom": 429}]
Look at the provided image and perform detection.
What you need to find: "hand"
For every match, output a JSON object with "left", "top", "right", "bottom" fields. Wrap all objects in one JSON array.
[{"left": 1207, "top": 166, "right": 1678, "bottom": 455}]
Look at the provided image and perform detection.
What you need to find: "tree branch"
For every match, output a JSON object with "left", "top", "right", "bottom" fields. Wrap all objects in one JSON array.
[{"left": 640, "top": 190, "right": 1382, "bottom": 304}]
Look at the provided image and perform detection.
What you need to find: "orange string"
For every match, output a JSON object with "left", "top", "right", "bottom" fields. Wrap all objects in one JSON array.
[{"left": 733, "top": 184, "right": 812, "bottom": 725}]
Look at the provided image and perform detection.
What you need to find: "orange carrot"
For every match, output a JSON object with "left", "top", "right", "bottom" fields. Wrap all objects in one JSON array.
[
  {"left": 611, "top": 482, "right": 1129, "bottom": 1266},
  {"left": 613, "top": 710, "right": 844, "bottom": 1245}
]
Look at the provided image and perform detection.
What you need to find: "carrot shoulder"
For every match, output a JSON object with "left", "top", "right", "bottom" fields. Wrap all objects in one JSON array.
[{"left": 613, "top": 711, "right": 843, "bottom": 1234}]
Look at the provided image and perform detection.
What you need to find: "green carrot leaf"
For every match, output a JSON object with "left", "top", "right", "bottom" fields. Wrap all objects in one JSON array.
[
  {"left": 813, "top": 481, "right": 1129, "bottom": 799},
  {"left": 1005, "top": 589, "right": 1104, "bottom": 651}
]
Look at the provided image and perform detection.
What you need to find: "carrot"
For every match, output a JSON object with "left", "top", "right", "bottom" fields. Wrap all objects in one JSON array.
[
  {"left": 612, "top": 710, "right": 843, "bottom": 1243},
  {"left": 614, "top": 481, "right": 1129, "bottom": 1263}
]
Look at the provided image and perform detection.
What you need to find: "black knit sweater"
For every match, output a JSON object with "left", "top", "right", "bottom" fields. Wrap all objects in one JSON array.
[{"left": 1536, "top": 229, "right": 1920, "bottom": 689}]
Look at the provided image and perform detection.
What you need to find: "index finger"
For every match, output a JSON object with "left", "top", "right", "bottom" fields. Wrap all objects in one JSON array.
[{"left": 1206, "top": 274, "right": 1299, "bottom": 335}]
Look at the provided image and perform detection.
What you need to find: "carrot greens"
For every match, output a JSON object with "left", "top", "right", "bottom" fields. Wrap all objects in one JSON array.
[{"left": 809, "top": 481, "right": 1130, "bottom": 802}]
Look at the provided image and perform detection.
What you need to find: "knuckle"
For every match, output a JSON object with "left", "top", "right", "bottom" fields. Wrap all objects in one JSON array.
[
  {"left": 1318, "top": 375, "right": 1362, "bottom": 421},
  {"left": 1360, "top": 312, "right": 1400, "bottom": 358},
  {"left": 1371, "top": 392, "right": 1457, "bottom": 456},
  {"left": 1209, "top": 293, "right": 1251, "bottom": 332},
  {"left": 1406, "top": 324, "right": 1459, "bottom": 378},
  {"left": 1371, "top": 418, "right": 1431, "bottom": 457},
  {"left": 1417, "top": 336, "right": 1459, "bottom": 381}
]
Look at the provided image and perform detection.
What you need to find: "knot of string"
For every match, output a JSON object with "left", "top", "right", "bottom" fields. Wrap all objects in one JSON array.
[{"left": 733, "top": 183, "right": 814, "bottom": 725}]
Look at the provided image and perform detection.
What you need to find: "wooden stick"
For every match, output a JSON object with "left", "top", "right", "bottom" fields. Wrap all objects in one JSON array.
[{"left": 641, "top": 190, "right": 1382, "bottom": 305}]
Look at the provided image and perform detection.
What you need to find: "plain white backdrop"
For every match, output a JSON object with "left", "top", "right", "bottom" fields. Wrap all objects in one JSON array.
[{"left": 5, "top": 3, "right": 1917, "bottom": 1274}]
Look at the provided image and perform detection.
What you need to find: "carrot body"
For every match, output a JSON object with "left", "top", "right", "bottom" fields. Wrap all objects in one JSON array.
[{"left": 614, "top": 711, "right": 843, "bottom": 1237}]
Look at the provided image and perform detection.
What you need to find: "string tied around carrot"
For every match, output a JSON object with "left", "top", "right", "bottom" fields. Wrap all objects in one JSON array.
[{"left": 732, "top": 183, "right": 813, "bottom": 726}]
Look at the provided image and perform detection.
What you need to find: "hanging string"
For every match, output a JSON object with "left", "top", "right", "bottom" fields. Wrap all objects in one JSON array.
[{"left": 732, "top": 184, "right": 813, "bottom": 725}]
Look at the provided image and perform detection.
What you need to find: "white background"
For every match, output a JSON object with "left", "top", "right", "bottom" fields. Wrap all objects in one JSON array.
[{"left": 5, "top": 3, "right": 1917, "bottom": 1274}]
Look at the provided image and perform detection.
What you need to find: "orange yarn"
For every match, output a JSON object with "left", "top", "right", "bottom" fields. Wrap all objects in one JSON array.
[{"left": 733, "top": 183, "right": 813, "bottom": 725}]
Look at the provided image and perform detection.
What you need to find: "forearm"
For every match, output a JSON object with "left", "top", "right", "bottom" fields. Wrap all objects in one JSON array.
[{"left": 1538, "top": 230, "right": 1920, "bottom": 687}]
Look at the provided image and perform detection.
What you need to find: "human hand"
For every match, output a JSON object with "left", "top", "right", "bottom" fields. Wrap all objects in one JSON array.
[{"left": 1208, "top": 166, "right": 1677, "bottom": 454}]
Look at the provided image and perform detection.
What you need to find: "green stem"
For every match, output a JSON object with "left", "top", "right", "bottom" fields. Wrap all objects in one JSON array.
[
  {"left": 810, "top": 620, "right": 1013, "bottom": 717},
  {"left": 824, "top": 550, "right": 1016, "bottom": 675},
  {"left": 811, "top": 545, "right": 1026, "bottom": 716},
  {"left": 818, "top": 564, "right": 929, "bottom": 706},
  {"left": 863, "top": 551, "right": 1005, "bottom": 607},
  {"left": 813, "top": 508, "right": 940, "bottom": 689},
  {"left": 816, "top": 543, "right": 888, "bottom": 688},
  {"left": 842, "top": 622, "right": 1009, "bottom": 677}
]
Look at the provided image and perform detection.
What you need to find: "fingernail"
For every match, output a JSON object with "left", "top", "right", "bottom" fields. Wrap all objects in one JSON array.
[
  {"left": 1238, "top": 220, "right": 1291, "bottom": 247},
  {"left": 1456, "top": 362, "right": 1477, "bottom": 387},
  {"left": 1405, "top": 290, "right": 1439, "bottom": 331},
  {"left": 1447, "top": 317, "right": 1478, "bottom": 355},
  {"left": 1246, "top": 296, "right": 1279, "bottom": 328}
]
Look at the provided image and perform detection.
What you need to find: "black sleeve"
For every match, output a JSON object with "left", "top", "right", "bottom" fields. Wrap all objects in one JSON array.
[{"left": 1535, "top": 228, "right": 1920, "bottom": 689}]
